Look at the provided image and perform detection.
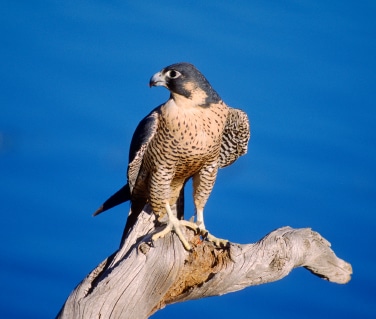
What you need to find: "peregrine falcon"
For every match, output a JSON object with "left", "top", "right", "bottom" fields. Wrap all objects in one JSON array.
[{"left": 94, "top": 62, "right": 250, "bottom": 250}]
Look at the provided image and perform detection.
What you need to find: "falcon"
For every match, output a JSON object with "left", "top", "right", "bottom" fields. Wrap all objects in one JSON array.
[{"left": 94, "top": 62, "right": 250, "bottom": 250}]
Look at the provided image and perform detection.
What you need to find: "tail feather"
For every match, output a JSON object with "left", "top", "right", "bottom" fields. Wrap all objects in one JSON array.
[
  {"left": 93, "top": 184, "right": 131, "bottom": 216},
  {"left": 95, "top": 182, "right": 187, "bottom": 247}
]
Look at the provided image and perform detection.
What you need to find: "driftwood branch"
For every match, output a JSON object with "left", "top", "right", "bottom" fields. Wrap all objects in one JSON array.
[{"left": 56, "top": 206, "right": 352, "bottom": 319}]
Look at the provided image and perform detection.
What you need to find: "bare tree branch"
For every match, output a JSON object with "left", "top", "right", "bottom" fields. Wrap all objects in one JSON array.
[{"left": 56, "top": 206, "right": 352, "bottom": 319}]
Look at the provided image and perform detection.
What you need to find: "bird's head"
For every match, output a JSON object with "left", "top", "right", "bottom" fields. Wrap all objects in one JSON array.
[{"left": 149, "top": 62, "right": 221, "bottom": 107}]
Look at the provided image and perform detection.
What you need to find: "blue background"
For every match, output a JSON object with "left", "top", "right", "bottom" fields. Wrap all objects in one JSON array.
[{"left": 1, "top": 1, "right": 375, "bottom": 318}]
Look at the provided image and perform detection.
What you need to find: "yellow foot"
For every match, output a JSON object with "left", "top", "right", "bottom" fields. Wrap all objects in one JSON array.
[
  {"left": 199, "top": 228, "right": 229, "bottom": 248},
  {"left": 152, "top": 203, "right": 198, "bottom": 250}
]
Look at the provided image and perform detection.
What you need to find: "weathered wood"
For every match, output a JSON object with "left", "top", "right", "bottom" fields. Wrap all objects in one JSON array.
[{"left": 56, "top": 206, "right": 352, "bottom": 319}]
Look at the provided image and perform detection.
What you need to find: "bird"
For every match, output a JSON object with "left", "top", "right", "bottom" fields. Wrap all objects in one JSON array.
[{"left": 94, "top": 62, "right": 250, "bottom": 250}]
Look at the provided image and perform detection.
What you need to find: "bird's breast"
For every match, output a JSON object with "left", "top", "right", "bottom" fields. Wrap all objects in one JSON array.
[
  {"left": 159, "top": 99, "right": 229, "bottom": 156},
  {"left": 141, "top": 99, "right": 229, "bottom": 180}
]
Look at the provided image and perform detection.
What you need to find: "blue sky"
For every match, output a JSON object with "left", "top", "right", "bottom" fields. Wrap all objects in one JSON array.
[{"left": 1, "top": 1, "right": 375, "bottom": 318}]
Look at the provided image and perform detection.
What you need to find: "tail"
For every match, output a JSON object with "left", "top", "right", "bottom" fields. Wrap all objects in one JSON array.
[
  {"left": 95, "top": 182, "right": 187, "bottom": 246},
  {"left": 93, "top": 184, "right": 131, "bottom": 216}
]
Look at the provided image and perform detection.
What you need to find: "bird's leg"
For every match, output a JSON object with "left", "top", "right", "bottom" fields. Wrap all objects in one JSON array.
[
  {"left": 152, "top": 202, "right": 199, "bottom": 250},
  {"left": 192, "top": 166, "right": 229, "bottom": 248},
  {"left": 196, "top": 208, "right": 206, "bottom": 229},
  {"left": 196, "top": 208, "right": 229, "bottom": 248}
]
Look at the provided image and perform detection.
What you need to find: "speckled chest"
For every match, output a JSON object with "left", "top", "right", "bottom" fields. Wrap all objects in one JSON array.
[{"left": 146, "top": 99, "right": 229, "bottom": 173}]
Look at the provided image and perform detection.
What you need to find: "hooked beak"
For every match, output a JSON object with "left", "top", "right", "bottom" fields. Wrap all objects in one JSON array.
[{"left": 149, "top": 71, "right": 167, "bottom": 88}]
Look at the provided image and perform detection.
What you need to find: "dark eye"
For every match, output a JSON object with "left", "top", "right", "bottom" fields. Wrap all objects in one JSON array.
[{"left": 167, "top": 70, "right": 180, "bottom": 78}]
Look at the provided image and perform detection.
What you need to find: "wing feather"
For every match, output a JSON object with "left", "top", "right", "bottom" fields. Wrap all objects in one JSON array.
[
  {"left": 219, "top": 107, "right": 250, "bottom": 168},
  {"left": 127, "top": 107, "right": 160, "bottom": 192}
]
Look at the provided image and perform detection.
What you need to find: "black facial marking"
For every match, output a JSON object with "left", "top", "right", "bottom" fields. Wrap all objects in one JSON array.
[{"left": 163, "top": 62, "right": 221, "bottom": 105}]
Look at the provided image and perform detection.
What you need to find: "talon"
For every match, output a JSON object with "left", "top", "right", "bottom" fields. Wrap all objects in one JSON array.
[
  {"left": 152, "top": 203, "right": 195, "bottom": 251},
  {"left": 180, "top": 219, "right": 200, "bottom": 231},
  {"left": 199, "top": 228, "right": 209, "bottom": 238},
  {"left": 200, "top": 229, "right": 229, "bottom": 248}
]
